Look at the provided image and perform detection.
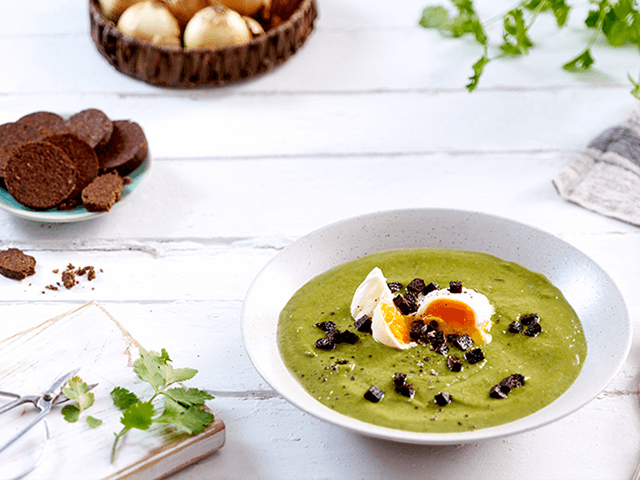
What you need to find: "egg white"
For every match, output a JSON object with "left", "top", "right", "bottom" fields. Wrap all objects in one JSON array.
[
  {"left": 351, "top": 267, "right": 417, "bottom": 349},
  {"left": 350, "top": 267, "right": 394, "bottom": 321}
]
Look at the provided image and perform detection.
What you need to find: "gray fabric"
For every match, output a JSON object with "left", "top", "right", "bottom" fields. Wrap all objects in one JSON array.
[
  {"left": 588, "top": 126, "right": 640, "bottom": 167},
  {"left": 553, "top": 109, "right": 640, "bottom": 227}
]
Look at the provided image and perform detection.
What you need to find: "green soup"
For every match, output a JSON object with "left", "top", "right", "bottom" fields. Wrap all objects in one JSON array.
[{"left": 277, "top": 248, "right": 586, "bottom": 433}]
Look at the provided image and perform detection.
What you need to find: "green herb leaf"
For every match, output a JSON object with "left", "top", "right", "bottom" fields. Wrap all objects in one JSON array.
[
  {"left": 61, "top": 404, "right": 80, "bottom": 423},
  {"left": 548, "top": 0, "right": 571, "bottom": 27},
  {"left": 60, "top": 376, "right": 95, "bottom": 423},
  {"left": 120, "top": 401, "right": 155, "bottom": 431},
  {"left": 563, "top": 48, "right": 595, "bottom": 70},
  {"left": 163, "top": 387, "right": 214, "bottom": 407},
  {"left": 86, "top": 416, "right": 102, "bottom": 428},
  {"left": 133, "top": 348, "right": 170, "bottom": 389},
  {"left": 500, "top": 8, "right": 534, "bottom": 55},
  {"left": 419, "top": 6, "right": 453, "bottom": 31},
  {"left": 419, "top": 0, "right": 640, "bottom": 96},
  {"left": 111, "top": 349, "right": 216, "bottom": 463},
  {"left": 164, "top": 367, "right": 198, "bottom": 385},
  {"left": 466, "top": 55, "right": 490, "bottom": 91},
  {"left": 419, "top": 1, "right": 487, "bottom": 44},
  {"left": 155, "top": 398, "right": 214, "bottom": 435},
  {"left": 62, "top": 376, "right": 95, "bottom": 412},
  {"left": 110, "top": 386, "right": 139, "bottom": 411},
  {"left": 629, "top": 72, "right": 640, "bottom": 99}
]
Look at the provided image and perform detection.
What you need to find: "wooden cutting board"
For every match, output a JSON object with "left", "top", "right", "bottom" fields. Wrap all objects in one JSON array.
[{"left": 0, "top": 301, "right": 225, "bottom": 480}]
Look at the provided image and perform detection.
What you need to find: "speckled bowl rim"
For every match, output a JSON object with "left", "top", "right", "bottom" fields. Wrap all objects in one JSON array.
[
  {"left": 89, "top": 0, "right": 318, "bottom": 87},
  {"left": 242, "top": 208, "right": 631, "bottom": 444}
]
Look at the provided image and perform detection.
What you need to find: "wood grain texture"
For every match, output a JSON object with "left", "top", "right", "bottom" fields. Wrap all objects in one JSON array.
[
  {"left": 0, "top": 303, "right": 224, "bottom": 480},
  {"left": 1, "top": 0, "right": 639, "bottom": 478}
]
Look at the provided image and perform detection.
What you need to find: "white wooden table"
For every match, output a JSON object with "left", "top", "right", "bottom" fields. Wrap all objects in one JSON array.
[{"left": 1, "top": 0, "right": 639, "bottom": 478}]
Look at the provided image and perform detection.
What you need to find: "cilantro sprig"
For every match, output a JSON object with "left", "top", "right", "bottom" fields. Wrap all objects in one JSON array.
[
  {"left": 419, "top": 0, "right": 640, "bottom": 97},
  {"left": 110, "top": 348, "right": 214, "bottom": 463},
  {"left": 61, "top": 376, "right": 102, "bottom": 428}
]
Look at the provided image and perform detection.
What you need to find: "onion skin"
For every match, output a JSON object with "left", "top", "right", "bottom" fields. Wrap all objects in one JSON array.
[
  {"left": 270, "top": 0, "right": 299, "bottom": 20},
  {"left": 150, "top": 34, "right": 183, "bottom": 46},
  {"left": 214, "top": 0, "right": 271, "bottom": 18},
  {"left": 99, "top": 0, "right": 146, "bottom": 22},
  {"left": 183, "top": 5, "right": 252, "bottom": 49},
  {"left": 163, "top": 0, "right": 210, "bottom": 26},
  {"left": 117, "top": 1, "right": 181, "bottom": 44},
  {"left": 243, "top": 16, "right": 265, "bottom": 37}
]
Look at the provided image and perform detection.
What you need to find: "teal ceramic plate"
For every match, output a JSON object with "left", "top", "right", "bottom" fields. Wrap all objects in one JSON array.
[{"left": 0, "top": 152, "right": 152, "bottom": 223}]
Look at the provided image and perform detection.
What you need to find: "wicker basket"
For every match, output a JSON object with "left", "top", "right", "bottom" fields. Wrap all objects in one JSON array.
[{"left": 89, "top": 0, "right": 318, "bottom": 87}]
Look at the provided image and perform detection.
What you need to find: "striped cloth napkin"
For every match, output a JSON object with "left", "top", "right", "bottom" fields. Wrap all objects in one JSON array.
[{"left": 553, "top": 108, "right": 640, "bottom": 227}]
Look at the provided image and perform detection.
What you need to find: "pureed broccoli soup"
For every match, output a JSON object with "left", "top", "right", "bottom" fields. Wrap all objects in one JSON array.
[{"left": 277, "top": 249, "right": 586, "bottom": 433}]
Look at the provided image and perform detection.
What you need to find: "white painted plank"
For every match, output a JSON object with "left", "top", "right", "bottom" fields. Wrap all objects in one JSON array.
[
  {"left": 0, "top": 0, "right": 510, "bottom": 34},
  {"left": 0, "top": 302, "right": 225, "bottom": 480},
  {"left": 0, "top": 27, "right": 635, "bottom": 95},
  {"left": 0, "top": 90, "right": 633, "bottom": 162},
  {"left": 1, "top": 154, "right": 637, "bottom": 243}
]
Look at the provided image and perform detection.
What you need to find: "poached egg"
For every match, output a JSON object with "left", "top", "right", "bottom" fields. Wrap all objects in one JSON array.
[{"left": 351, "top": 268, "right": 495, "bottom": 349}]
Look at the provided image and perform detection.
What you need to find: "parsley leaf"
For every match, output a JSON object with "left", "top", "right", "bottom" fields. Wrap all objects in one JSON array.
[
  {"left": 133, "top": 348, "right": 170, "bottom": 389},
  {"left": 500, "top": 8, "right": 534, "bottom": 55},
  {"left": 86, "top": 416, "right": 103, "bottom": 428},
  {"left": 110, "top": 386, "right": 139, "bottom": 411},
  {"left": 629, "top": 71, "right": 640, "bottom": 98},
  {"left": 120, "top": 401, "right": 155, "bottom": 431},
  {"left": 467, "top": 54, "right": 490, "bottom": 91},
  {"left": 60, "top": 376, "right": 99, "bottom": 425},
  {"left": 563, "top": 48, "right": 595, "bottom": 70},
  {"left": 419, "top": 0, "right": 640, "bottom": 94},
  {"left": 110, "top": 348, "right": 215, "bottom": 463},
  {"left": 62, "top": 376, "right": 94, "bottom": 412},
  {"left": 162, "top": 387, "right": 213, "bottom": 407},
  {"left": 419, "top": 1, "right": 487, "bottom": 44},
  {"left": 61, "top": 404, "right": 80, "bottom": 423},
  {"left": 155, "top": 398, "right": 214, "bottom": 435}
]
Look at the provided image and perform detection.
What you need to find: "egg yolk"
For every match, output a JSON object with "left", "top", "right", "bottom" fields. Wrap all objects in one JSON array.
[
  {"left": 424, "top": 298, "right": 475, "bottom": 328},
  {"left": 423, "top": 298, "right": 490, "bottom": 344},
  {"left": 380, "top": 301, "right": 412, "bottom": 345}
]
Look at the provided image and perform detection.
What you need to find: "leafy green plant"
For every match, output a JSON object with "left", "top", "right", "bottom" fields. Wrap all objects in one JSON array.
[
  {"left": 419, "top": 0, "right": 640, "bottom": 97},
  {"left": 110, "top": 348, "right": 214, "bottom": 463},
  {"left": 61, "top": 376, "right": 102, "bottom": 428}
]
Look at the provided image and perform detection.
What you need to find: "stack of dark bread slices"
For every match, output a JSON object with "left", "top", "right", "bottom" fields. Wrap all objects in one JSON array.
[{"left": 0, "top": 109, "right": 147, "bottom": 212}]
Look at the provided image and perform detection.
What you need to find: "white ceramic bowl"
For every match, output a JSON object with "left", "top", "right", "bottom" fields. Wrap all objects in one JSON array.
[{"left": 242, "top": 209, "right": 631, "bottom": 444}]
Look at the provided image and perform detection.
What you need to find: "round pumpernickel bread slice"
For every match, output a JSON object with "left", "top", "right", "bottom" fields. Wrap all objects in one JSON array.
[
  {"left": 44, "top": 133, "right": 99, "bottom": 198},
  {"left": 4, "top": 142, "right": 77, "bottom": 210},
  {"left": 81, "top": 171, "right": 124, "bottom": 212},
  {"left": 0, "top": 122, "right": 40, "bottom": 179},
  {"left": 68, "top": 108, "right": 113, "bottom": 149},
  {"left": 17, "top": 111, "right": 69, "bottom": 140},
  {"left": 97, "top": 120, "right": 148, "bottom": 176},
  {"left": 0, "top": 248, "right": 36, "bottom": 280}
]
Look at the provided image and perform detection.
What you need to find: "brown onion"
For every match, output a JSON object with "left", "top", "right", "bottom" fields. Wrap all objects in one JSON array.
[
  {"left": 183, "top": 5, "right": 252, "bottom": 49},
  {"left": 99, "top": 0, "right": 146, "bottom": 22},
  {"left": 214, "top": 0, "right": 270, "bottom": 18},
  {"left": 117, "top": 1, "right": 181, "bottom": 44},
  {"left": 163, "top": 0, "right": 210, "bottom": 26}
]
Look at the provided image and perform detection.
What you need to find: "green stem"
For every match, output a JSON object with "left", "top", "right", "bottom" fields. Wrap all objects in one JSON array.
[
  {"left": 525, "top": 0, "right": 546, "bottom": 28},
  {"left": 483, "top": 1, "right": 527, "bottom": 26},
  {"left": 111, "top": 426, "right": 130, "bottom": 464}
]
